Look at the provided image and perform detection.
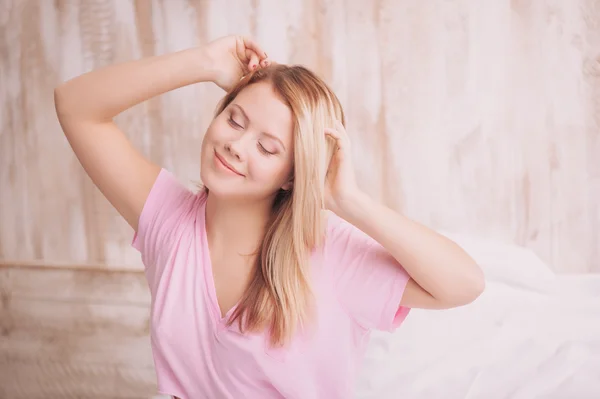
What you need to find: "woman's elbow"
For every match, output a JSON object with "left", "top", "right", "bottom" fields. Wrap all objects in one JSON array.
[
  {"left": 458, "top": 264, "right": 486, "bottom": 305},
  {"left": 469, "top": 268, "right": 486, "bottom": 300},
  {"left": 442, "top": 264, "right": 486, "bottom": 307}
]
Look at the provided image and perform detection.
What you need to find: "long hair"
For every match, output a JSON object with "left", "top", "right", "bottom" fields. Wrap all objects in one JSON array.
[{"left": 209, "top": 64, "right": 344, "bottom": 346}]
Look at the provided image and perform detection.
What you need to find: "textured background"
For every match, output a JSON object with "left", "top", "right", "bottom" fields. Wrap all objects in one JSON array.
[
  {"left": 2, "top": 0, "right": 600, "bottom": 274},
  {"left": 1, "top": 0, "right": 599, "bottom": 397}
]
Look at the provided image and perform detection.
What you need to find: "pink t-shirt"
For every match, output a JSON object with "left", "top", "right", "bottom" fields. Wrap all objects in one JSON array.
[{"left": 133, "top": 169, "right": 411, "bottom": 399}]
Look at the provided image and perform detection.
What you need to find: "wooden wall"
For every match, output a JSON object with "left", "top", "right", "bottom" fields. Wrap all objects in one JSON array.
[
  {"left": 1, "top": 0, "right": 599, "bottom": 397},
  {"left": 0, "top": 264, "right": 156, "bottom": 398},
  {"left": 2, "top": 1, "right": 599, "bottom": 274}
]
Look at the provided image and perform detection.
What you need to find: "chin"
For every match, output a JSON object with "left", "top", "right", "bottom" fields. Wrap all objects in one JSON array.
[
  {"left": 202, "top": 174, "right": 275, "bottom": 203},
  {"left": 200, "top": 166, "right": 223, "bottom": 193},
  {"left": 200, "top": 168, "right": 244, "bottom": 198}
]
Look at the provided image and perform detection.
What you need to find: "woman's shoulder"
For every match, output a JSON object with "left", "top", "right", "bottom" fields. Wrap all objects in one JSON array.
[
  {"left": 323, "top": 210, "right": 345, "bottom": 235},
  {"left": 152, "top": 168, "right": 207, "bottom": 207},
  {"left": 136, "top": 168, "right": 207, "bottom": 239},
  {"left": 323, "top": 211, "right": 369, "bottom": 244}
]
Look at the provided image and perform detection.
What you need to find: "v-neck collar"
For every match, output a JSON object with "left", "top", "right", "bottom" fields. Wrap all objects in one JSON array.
[{"left": 199, "top": 200, "right": 240, "bottom": 327}]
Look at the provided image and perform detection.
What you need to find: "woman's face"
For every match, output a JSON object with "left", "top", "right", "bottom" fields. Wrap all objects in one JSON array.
[{"left": 200, "top": 82, "right": 295, "bottom": 201}]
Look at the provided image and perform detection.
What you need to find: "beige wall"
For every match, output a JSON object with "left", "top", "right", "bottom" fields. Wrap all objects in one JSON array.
[{"left": 2, "top": 0, "right": 599, "bottom": 273}]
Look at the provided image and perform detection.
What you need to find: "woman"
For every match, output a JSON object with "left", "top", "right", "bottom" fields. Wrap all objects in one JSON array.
[{"left": 54, "top": 35, "right": 484, "bottom": 399}]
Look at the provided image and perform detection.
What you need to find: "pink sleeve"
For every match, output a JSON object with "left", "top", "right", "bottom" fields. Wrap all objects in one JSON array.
[
  {"left": 325, "top": 215, "right": 411, "bottom": 331},
  {"left": 132, "top": 169, "right": 197, "bottom": 293}
]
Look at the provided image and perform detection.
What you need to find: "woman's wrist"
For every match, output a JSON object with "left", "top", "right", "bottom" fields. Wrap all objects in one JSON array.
[
  {"left": 189, "top": 47, "right": 219, "bottom": 83},
  {"left": 165, "top": 47, "right": 218, "bottom": 85}
]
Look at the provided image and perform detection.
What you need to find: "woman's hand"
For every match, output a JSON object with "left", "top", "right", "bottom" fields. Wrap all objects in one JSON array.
[
  {"left": 203, "top": 35, "right": 270, "bottom": 91},
  {"left": 324, "top": 120, "right": 362, "bottom": 215}
]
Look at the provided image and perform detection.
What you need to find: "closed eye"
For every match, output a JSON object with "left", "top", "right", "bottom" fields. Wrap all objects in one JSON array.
[
  {"left": 258, "top": 142, "right": 275, "bottom": 155},
  {"left": 228, "top": 117, "right": 243, "bottom": 129}
]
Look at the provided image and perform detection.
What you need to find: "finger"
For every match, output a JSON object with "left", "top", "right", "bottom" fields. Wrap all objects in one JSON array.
[
  {"left": 324, "top": 128, "right": 344, "bottom": 151},
  {"left": 246, "top": 50, "right": 260, "bottom": 70},
  {"left": 324, "top": 127, "right": 340, "bottom": 140},
  {"left": 240, "top": 36, "right": 268, "bottom": 59},
  {"left": 235, "top": 37, "right": 250, "bottom": 64},
  {"left": 334, "top": 119, "right": 345, "bottom": 132},
  {"left": 332, "top": 119, "right": 351, "bottom": 148},
  {"left": 260, "top": 56, "right": 271, "bottom": 68}
]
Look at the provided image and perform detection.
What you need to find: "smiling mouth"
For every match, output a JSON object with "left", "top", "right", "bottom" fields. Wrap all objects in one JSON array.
[{"left": 214, "top": 150, "right": 245, "bottom": 176}]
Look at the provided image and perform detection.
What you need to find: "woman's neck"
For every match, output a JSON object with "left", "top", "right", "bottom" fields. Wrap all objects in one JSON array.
[{"left": 204, "top": 192, "right": 272, "bottom": 256}]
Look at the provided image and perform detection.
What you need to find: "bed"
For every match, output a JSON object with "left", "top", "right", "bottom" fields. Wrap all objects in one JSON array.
[{"left": 357, "top": 234, "right": 600, "bottom": 399}]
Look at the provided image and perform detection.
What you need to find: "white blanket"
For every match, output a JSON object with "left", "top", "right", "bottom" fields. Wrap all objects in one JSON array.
[{"left": 357, "top": 234, "right": 600, "bottom": 399}]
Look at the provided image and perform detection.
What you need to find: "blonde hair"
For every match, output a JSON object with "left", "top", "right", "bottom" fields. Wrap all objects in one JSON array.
[{"left": 211, "top": 65, "right": 345, "bottom": 346}]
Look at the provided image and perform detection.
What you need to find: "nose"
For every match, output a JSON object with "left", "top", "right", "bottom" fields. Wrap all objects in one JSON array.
[{"left": 225, "top": 140, "right": 243, "bottom": 161}]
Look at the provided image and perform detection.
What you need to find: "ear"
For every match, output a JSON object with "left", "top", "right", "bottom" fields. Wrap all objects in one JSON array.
[{"left": 281, "top": 177, "right": 293, "bottom": 191}]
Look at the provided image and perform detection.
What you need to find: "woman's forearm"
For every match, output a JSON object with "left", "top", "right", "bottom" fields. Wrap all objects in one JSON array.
[
  {"left": 54, "top": 48, "right": 215, "bottom": 123},
  {"left": 338, "top": 191, "right": 485, "bottom": 306}
]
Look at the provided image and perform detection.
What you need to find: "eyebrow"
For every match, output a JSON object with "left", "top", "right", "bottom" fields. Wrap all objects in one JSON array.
[{"left": 231, "top": 104, "right": 286, "bottom": 151}]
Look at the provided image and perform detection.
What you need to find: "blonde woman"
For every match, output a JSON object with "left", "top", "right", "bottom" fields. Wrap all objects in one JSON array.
[{"left": 54, "top": 35, "right": 485, "bottom": 399}]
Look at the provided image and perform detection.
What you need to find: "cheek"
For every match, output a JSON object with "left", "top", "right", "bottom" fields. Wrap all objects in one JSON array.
[
  {"left": 203, "top": 124, "right": 220, "bottom": 143},
  {"left": 200, "top": 134, "right": 213, "bottom": 162},
  {"left": 204, "top": 117, "right": 232, "bottom": 143},
  {"left": 248, "top": 155, "right": 292, "bottom": 186}
]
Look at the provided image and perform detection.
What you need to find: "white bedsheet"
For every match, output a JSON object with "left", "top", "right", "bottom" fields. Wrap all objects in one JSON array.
[{"left": 357, "top": 234, "right": 600, "bottom": 399}]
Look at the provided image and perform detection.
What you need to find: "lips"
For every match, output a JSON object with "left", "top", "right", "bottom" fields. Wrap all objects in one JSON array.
[{"left": 214, "top": 150, "right": 244, "bottom": 176}]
